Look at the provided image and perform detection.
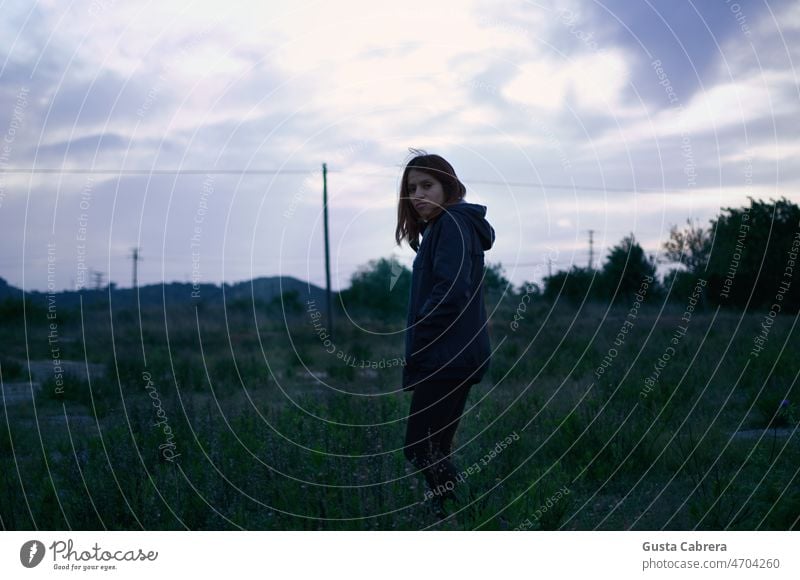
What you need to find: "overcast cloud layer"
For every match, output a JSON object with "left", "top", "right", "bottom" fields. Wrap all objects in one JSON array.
[{"left": 1, "top": 0, "right": 798, "bottom": 292}]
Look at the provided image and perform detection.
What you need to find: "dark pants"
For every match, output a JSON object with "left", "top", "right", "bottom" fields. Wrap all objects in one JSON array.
[{"left": 403, "top": 378, "right": 473, "bottom": 501}]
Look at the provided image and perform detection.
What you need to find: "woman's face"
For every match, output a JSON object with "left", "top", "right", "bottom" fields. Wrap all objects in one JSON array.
[{"left": 407, "top": 169, "right": 446, "bottom": 221}]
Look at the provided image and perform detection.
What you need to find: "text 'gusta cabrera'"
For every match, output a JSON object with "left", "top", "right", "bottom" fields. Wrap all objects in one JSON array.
[{"left": 643, "top": 541, "right": 727, "bottom": 552}]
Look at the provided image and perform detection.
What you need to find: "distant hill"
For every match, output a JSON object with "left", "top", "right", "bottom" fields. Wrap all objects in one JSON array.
[
  {"left": 0, "top": 277, "right": 23, "bottom": 301},
  {"left": 0, "top": 275, "right": 332, "bottom": 311},
  {"left": 227, "top": 276, "right": 329, "bottom": 305}
]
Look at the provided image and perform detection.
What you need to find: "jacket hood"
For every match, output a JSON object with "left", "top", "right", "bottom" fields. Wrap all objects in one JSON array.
[{"left": 440, "top": 199, "right": 495, "bottom": 251}]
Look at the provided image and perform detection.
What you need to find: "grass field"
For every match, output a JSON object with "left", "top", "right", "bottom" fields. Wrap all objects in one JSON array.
[{"left": 1, "top": 289, "right": 798, "bottom": 530}]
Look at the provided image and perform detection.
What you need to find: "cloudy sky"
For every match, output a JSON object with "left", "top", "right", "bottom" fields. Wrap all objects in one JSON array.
[{"left": 1, "top": 0, "right": 798, "bottom": 293}]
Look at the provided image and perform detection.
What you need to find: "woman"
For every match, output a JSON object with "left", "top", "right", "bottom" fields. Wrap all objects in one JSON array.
[{"left": 394, "top": 151, "right": 495, "bottom": 518}]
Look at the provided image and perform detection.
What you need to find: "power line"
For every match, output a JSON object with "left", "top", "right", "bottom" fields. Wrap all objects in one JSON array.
[
  {"left": 468, "top": 179, "right": 664, "bottom": 193},
  {"left": 0, "top": 168, "right": 318, "bottom": 175},
  {"left": 0, "top": 166, "right": 692, "bottom": 193}
]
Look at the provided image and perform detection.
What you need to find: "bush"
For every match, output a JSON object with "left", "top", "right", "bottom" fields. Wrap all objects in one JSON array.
[
  {"left": 339, "top": 257, "right": 410, "bottom": 321},
  {"left": 40, "top": 371, "right": 111, "bottom": 416},
  {"left": 1, "top": 359, "right": 24, "bottom": 381}
]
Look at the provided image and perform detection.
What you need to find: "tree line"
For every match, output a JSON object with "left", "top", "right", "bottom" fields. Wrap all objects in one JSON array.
[{"left": 341, "top": 197, "right": 800, "bottom": 318}]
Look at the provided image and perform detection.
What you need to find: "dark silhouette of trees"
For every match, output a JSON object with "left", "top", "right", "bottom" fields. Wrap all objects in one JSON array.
[
  {"left": 340, "top": 257, "right": 509, "bottom": 320},
  {"left": 483, "top": 262, "right": 510, "bottom": 293},
  {"left": 662, "top": 218, "right": 712, "bottom": 274},
  {"left": 660, "top": 218, "right": 712, "bottom": 305},
  {"left": 543, "top": 234, "right": 657, "bottom": 305},
  {"left": 339, "top": 257, "right": 411, "bottom": 321},
  {"left": 346, "top": 197, "right": 800, "bottom": 315},
  {"left": 659, "top": 197, "right": 800, "bottom": 312},
  {"left": 543, "top": 266, "right": 599, "bottom": 305},
  {"left": 600, "top": 234, "right": 658, "bottom": 303},
  {"left": 705, "top": 197, "right": 800, "bottom": 311}
]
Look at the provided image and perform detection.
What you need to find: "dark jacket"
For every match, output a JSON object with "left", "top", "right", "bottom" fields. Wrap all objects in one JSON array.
[{"left": 402, "top": 200, "right": 495, "bottom": 391}]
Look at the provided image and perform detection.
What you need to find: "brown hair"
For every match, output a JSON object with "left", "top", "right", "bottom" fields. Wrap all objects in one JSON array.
[{"left": 394, "top": 149, "right": 467, "bottom": 252}]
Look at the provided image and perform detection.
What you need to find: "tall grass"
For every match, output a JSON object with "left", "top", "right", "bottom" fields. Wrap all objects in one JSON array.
[{"left": 1, "top": 293, "right": 797, "bottom": 530}]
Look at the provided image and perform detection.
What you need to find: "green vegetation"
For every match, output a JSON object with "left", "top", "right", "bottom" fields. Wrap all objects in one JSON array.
[{"left": 1, "top": 197, "right": 797, "bottom": 530}]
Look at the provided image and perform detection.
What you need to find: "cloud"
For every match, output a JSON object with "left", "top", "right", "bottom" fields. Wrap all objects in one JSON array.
[
  {"left": 36, "top": 132, "right": 128, "bottom": 158},
  {"left": 502, "top": 49, "right": 630, "bottom": 113}
]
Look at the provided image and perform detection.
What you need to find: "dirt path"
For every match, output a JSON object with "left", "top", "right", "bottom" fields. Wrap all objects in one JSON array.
[{"left": 2, "top": 359, "right": 105, "bottom": 405}]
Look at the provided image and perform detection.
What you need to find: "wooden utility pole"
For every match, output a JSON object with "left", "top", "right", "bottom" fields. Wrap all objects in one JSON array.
[
  {"left": 588, "top": 229, "right": 595, "bottom": 270},
  {"left": 131, "top": 247, "right": 142, "bottom": 289},
  {"left": 322, "top": 163, "right": 333, "bottom": 340}
]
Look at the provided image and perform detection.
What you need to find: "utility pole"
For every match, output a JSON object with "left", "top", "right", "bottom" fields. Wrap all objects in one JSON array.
[
  {"left": 131, "top": 247, "right": 142, "bottom": 289},
  {"left": 322, "top": 162, "right": 333, "bottom": 340},
  {"left": 91, "top": 269, "right": 104, "bottom": 290},
  {"left": 588, "top": 229, "right": 595, "bottom": 270}
]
